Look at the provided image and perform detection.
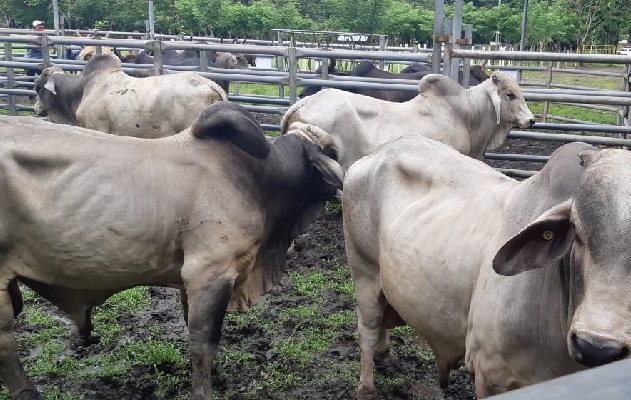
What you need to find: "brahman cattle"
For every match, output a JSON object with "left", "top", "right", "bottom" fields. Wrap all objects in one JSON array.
[
  {"left": 283, "top": 71, "right": 535, "bottom": 171},
  {"left": 343, "top": 135, "right": 631, "bottom": 399},
  {"left": 33, "top": 54, "right": 227, "bottom": 138},
  {"left": 131, "top": 49, "right": 248, "bottom": 92},
  {"left": 299, "top": 59, "right": 489, "bottom": 100},
  {"left": 0, "top": 102, "right": 344, "bottom": 400}
]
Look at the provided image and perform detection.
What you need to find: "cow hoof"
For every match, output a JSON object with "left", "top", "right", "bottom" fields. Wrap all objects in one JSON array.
[{"left": 356, "top": 385, "right": 379, "bottom": 400}]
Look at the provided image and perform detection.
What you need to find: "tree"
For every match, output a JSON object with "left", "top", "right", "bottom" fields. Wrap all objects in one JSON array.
[{"left": 559, "top": 0, "right": 609, "bottom": 52}]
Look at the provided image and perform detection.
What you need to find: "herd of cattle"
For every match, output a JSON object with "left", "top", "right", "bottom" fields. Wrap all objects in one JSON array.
[{"left": 0, "top": 51, "right": 629, "bottom": 400}]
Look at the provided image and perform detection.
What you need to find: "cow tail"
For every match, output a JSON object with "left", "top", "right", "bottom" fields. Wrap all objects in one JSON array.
[{"left": 280, "top": 102, "right": 302, "bottom": 135}]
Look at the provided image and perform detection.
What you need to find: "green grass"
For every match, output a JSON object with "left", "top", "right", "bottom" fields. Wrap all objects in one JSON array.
[
  {"left": 0, "top": 286, "right": 187, "bottom": 400},
  {"left": 519, "top": 69, "right": 621, "bottom": 125}
]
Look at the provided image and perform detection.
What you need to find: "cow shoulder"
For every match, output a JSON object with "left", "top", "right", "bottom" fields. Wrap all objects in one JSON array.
[
  {"left": 418, "top": 74, "right": 464, "bottom": 97},
  {"left": 191, "top": 102, "right": 270, "bottom": 159}
]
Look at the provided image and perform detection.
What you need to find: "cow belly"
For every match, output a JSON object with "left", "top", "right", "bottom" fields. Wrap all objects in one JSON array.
[{"left": 378, "top": 199, "right": 492, "bottom": 362}]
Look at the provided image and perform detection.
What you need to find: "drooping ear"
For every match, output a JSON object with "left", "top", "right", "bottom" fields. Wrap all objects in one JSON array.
[
  {"left": 44, "top": 79, "right": 57, "bottom": 95},
  {"left": 487, "top": 77, "right": 501, "bottom": 125},
  {"left": 493, "top": 200, "right": 574, "bottom": 276}
]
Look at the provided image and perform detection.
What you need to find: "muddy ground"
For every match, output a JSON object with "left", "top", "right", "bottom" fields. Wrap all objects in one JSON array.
[{"left": 10, "top": 110, "right": 575, "bottom": 400}]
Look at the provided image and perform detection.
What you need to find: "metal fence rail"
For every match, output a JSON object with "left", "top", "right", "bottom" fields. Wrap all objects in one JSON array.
[{"left": 1, "top": 33, "right": 630, "bottom": 177}]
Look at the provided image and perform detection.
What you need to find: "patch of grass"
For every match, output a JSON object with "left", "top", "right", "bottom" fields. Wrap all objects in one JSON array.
[
  {"left": 289, "top": 271, "right": 327, "bottom": 297},
  {"left": 324, "top": 200, "right": 343, "bottom": 216},
  {"left": 518, "top": 69, "right": 621, "bottom": 125},
  {"left": 123, "top": 337, "right": 187, "bottom": 368},
  {"left": 321, "top": 310, "right": 356, "bottom": 327},
  {"left": 280, "top": 304, "right": 319, "bottom": 318},
  {"left": 91, "top": 287, "right": 151, "bottom": 345},
  {"left": 237, "top": 82, "right": 281, "bottom": 97},
  {"left": 521, "top": 69, "right": 621, "bottom": 91},
  {"left": 528, "top": 102, "right": 617, "bottom": 125}
]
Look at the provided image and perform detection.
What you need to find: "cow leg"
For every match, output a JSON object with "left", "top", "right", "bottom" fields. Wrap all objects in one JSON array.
[
  {"left": 179, "top": 288, "right": 189, "bottom": 325},
  {"left": 354, "top": 275, "right": 388, "bottom": 400},
  {"left": 8, "top": 279, "right": 23, "bottom": 318},
  {"left": 183, "top": 276, "right": 233, "bottom": 400},
  {"left": 0, "top": 285, "right": 42, "bottom": 399}
]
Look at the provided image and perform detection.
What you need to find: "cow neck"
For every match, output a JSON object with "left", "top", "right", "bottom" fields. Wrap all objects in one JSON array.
[
  {"left": 55, "top": 74, "right": 86, "bottom": 125},
  {"left": 463, "top": 85, "right": 504, "bottom": 160}
]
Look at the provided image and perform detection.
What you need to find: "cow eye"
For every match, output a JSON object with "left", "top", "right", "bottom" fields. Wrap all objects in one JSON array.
[{"left": 507, "top": 93, "right": 516, "bottom": 100}]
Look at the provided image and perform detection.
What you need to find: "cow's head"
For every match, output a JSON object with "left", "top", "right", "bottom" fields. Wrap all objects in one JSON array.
[
  {"left": 493, "top": 148, "right": 631, "bottom": 369},
  {"left": 215, "top": 52, "right": 248, "bottom": 70},
  {"left": 33, "top": 66, "right": 65, "bottom": 115},
  {"left": 485, "top": 71, "right": 534, "bottom": 128}
]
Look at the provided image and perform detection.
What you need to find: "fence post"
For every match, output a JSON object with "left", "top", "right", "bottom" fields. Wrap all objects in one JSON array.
[
  {"left": 461, "top": 24, "right": 473, "bottom": 88},
  {"left": 287, "top": 46, "right": 297, "bottom": 104},
  {"left": 542, "top": 62, "right": 553, "bottom": 123},
  {"left": 432, "top": 0, "right": 445, "bottom": 74},
  {"left": 4, "top": 42, "right": 16, "bottom": 116},
  {"left": 378, "top": 35, "right": 387, "bottom": 70},
  {"left": 450, "top": 0, "right": 463, "bottom": 83},
  {"left": 41, "top": 35, "right": 51, "bottom": 69},
  {"left": 150, "top": 40, "right": 163, "bottom": 76},
  {"left": 619, "top": 64, "right": 630, "bottom": 138},
  {"left": 58, "top": 15, "right": 65, "bottom": 60},
  {"left": 277, "top": 30, "right": 285, "bottom": 100},
  {"left": 443, "top": 18, "right": 453, "bottom": 78}
]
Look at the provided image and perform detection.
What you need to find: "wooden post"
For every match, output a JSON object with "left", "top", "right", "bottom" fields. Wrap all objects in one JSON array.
[
  {"left": 4, "top": 42, "right": 16, "bottom": 115},
  {"left": 450, "top": 0, "right": 463, "bottom": 83},
  {"left": 542, "top": 62, "right": 553, "bottom": 123},
  {"left": 432, "top": 0, "right": 445, "bottom": 74},
  {"left": 151, "top": 40, "right": 162, "bottom": 76}
]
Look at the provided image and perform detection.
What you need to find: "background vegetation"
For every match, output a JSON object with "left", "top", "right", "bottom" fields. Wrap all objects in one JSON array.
[{"left": 0, "top": 0, "right": 629, "bottom": 51}]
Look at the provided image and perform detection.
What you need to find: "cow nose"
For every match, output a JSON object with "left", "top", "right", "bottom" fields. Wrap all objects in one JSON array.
[
  {"left": 571, "top": 333, "right": 629, "bottom": 367},
  {"left": 529, "top": 118, "right": 535, "bottom": 127}
]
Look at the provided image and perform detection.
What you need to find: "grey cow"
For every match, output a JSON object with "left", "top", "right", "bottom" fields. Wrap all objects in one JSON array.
[
  {"left": 0, "top": 102, "right": 343, "bottom": 400},
  {"left": 34, "top": 54, "right": 227, "bottom": 138},
  {"left": 282, "top": 71, "right": 535, "bottom": 171},
  {"left": 343, "top": 135, "right": 631, "bottom": 399}
]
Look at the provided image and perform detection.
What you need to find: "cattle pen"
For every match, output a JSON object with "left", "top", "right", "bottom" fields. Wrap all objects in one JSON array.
[
  {"left": 3, "top": 27, "right": 631, "bottom": 400},
  {"left": 0, "top": 29, "right": 630, "bottom": 179}
]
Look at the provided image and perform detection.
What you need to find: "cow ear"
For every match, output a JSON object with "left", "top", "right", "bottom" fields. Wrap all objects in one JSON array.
[
  {"left": 44, "top": 79, "right": 57, "bottom": 95},
  {"left": 310, "top": 152, "right": 344, "bottom": 190},
  {"left": 487, "top": 88, "right": 501, "bottom": 125},
  {"left": 493, "top": 200, "right": 574, "bottom": 276}
]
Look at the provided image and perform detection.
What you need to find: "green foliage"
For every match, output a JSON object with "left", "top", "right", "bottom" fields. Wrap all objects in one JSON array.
[
  {"left": 1, "top": 0, "right": 628, "bottom": 48},
  {"left": 324, "top": 200, "right": 342, "bottom": 216}
]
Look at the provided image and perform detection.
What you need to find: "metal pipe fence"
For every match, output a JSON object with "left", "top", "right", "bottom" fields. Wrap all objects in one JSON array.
[{"left": 0, "top": 32, "right": 630, "bottom": 176}]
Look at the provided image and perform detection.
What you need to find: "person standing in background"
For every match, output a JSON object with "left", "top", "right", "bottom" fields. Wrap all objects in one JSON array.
[{"left": 25, "top": 20, "right": 45, "bottom": 77}]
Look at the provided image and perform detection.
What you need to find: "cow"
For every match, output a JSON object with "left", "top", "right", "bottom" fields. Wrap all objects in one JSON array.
[
  {"left": 33, "top": 54, "right": 228, "bottom": 138},
  {"left": 343, "top": 134, "right": 631, "bottom": 399},
  {"left": 299, "top": 59, "right": 489, "bottom": 100},
  {"left": 283, "top": 71, "right": 535, "bottom": 171},
  {"left": 131, "top": 49, "right": 248, "bottom": 92},
  {"left": 0, "top": 101, "right": 344, "bottom": 400}
]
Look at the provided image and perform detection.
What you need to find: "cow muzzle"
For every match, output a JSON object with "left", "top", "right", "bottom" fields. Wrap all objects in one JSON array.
[{"left": 570, "top": 333, "right": 629, "bottom": 368}]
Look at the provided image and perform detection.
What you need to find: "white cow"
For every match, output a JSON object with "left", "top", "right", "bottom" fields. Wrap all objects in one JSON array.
[
  {"left": 343, "top": 135, "right": 631, "bottom": 399},
  {"left": 33, "top": 54, "right": 228, "bottom": 138},
  {"left": 281, "top": 71, "right": 535, "bottom": 171}
]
